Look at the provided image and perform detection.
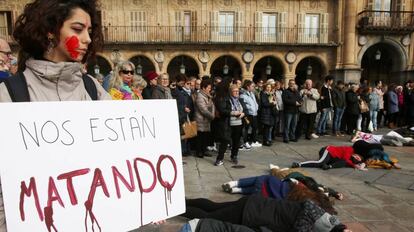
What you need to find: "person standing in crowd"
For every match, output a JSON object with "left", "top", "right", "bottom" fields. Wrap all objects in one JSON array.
[
  {"left": 213, "top": 78, "right": 232, "bottom": 166},
  {"left": 0, "top": 1, "right": 111, "bottom": 231},
  {"left": 228, "top": 84, "right": 245, "bottom": 164},
  {"left": 359, "top": 87, "right": 371, "bottom": 132},
  {"left": 395, "top": 85, "right": 404, "bottom": 126},
  {"left": 316, "top": 75, "right": 334, "bottom": 136},
  {"left": 108, "top": 61, "right": 140, "bottom": 100},
  {"left": 273, "top": 80, "right": 284, "bottom": 138},
  {"left": 194, "top": 79, "right": 215, "bottom": 158},
  {"left": 369, "top": 86, "right": 380, "bottom": 131},
  {"left": 0, "top": 38, "right": 12, "bottom": 83},
  {"left": 296, "top": 79, "right": 320, "bottom": 140},
  {"left": 332, "top": 80, "right": 346, "bottom": 136},
  {"left": 142, "top": 71, "right": 159, "bottom": 99},
  {"left": 345, "top": 83, "right": 360, "bottom": 134},
  {"left": 373, "top": 81, "right": 385, "bottom": 128},
  {"left": 260, "top": 83, "right": 276, "bottom": 146},
  {"left": 387, "top": 84, "right": 399, "bottom": 129},
  {"left": 239, "top": 80, "right": 261, "bottom": 148},
  {"left": 282, "top": 79, "right": 302, "bottom": 143},
  {"left": 152, "top": 73, "right": 173, "bottom": 99},
  {"left": 406, "top": 81, "right": 414, "bottom": 128}
]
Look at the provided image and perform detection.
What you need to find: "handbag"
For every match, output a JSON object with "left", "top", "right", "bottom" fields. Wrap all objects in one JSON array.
[
  {"left": 181, "top": 116, "right": 198, "bottom": 139},
  {"left": 359, "top": 99, "right": 369, "bottom": 113}
]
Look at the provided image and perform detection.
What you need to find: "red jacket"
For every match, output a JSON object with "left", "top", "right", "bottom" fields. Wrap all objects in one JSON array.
[{"left": 326, "top": 146, "right": 355, "bottom": 167}]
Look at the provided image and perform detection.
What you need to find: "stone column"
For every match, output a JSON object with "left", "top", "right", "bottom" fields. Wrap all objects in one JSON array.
[{"left": 284, "top": 73, "right": 296, "bottom": 87}]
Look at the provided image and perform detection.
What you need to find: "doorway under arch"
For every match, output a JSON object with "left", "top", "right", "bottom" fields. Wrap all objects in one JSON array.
[
  {"left": 210, "top": 55, "right": 242, "bottom": 80},
  {"left": 129, "top": 55, "right": 156, "bottom": 76},
  {"left": 86, "top": 55, "right": 111, "bottom": 77},
  {"left": 253, "top": 56, "right": 284, "bottom": 82},
  {"left": 295, "top": 57, "right": 326, "bottom": 88},
  {"left": 167, "top": 55, "right": 200, "bottom": 79}
]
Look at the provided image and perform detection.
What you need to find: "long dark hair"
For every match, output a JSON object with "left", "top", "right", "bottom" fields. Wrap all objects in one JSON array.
[{"left": 13, "top": 0, "right": 103, "bottom": 70}]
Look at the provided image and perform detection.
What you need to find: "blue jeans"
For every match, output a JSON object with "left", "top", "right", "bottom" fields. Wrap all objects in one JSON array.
[
  {"left": 368, "top": 149, "right": 392, "bottom": 164},
  {"left": 237, "top": 175, "right": 266, "bottom": 194},
  {"left": 317, "top": 108, "right": 331, "bottom": 134},
  {"left": 370, "top": 110, "right": 378, "bottom": 130},
  {"left": 284, "top": 113, "right": 298, "bottom": 140},
  {"left": 333, "top": 108, "right": 345, "bottom": 133}
]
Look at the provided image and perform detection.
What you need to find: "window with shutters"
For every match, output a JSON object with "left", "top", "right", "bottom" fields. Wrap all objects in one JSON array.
[
  {"left": 304, "top": 14, "right": 319, "bottom": 43},
  {"left": 184, "top": 11, "right": 191, "bottom": 37},
  {"left": 262, "top": 13, "right": 277, "bottom": 35},
  {"left": 219, "top": 12, "right": 234, "bottom": 36},
  {"left": 0, "top": 11, "right": 12, "bottom": 39},
  {"left": 130, "top": 11, "right": 147, "bottom": 42}
]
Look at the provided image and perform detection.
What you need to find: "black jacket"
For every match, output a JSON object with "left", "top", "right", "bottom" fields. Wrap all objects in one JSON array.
[
  {"left": 282, "top": 88, "right": 301, "bottom": 114},
  {"left": 214, "top": 96, "right": 232, "bottom": 141},
  {"left": 196, "top": 218, "right": 256, "bottom": 232},
  {"left": 142, "top": 86, "right": 153, "bottom": 99},
  {"left": 346, "top": 90, "right": 360, "bottom": 115},
  {"left": 320, "top": 85, "right": 333, "bottom": 109},
  {"left": 332, "top": 87, "right": 346, "bottom": 109},
  {"left": 259, "top": 91, "right": 275, "bottom": 126}
]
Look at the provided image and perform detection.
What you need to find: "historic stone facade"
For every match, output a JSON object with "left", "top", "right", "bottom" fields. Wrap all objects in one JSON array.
[{"left": 1, "top": 0, "right": 413, "bottom": 84}]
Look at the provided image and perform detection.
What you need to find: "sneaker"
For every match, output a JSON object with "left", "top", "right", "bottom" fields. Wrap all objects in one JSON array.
[
  {"left": 214, "top": 160, "right": 224, "bottom": 166},
  {"left": 244, "top": 142, "right": 252, "bottom": 149},
  {"left": 311, "top": 133, "right": 319, "bottom": 139},
  {"left": 239, "top": 146, "right": 247, "bottom": 151},
  {"left": 206, "top": 146, "right": 214, "bottom": 151},
  {"left": 291, "top": 162, "right": 300, "bottom": 168},
  {"left": 221, "top": 183, "right": 231, "bottom": 192},
  {"left": 251, "top": 141, "right": 262, "bottom": 147},
  {"left": 269, "top": 164, "right": 279, "bottom": 170}
]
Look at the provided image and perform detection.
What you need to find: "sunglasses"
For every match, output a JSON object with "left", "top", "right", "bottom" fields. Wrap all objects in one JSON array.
[{"left": 120, "top": 70, "right": 134, "bottom": 75}]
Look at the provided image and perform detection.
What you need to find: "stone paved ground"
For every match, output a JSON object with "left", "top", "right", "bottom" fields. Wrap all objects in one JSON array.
[{"left": 135, "top": 129, "right": 414, "bottom": 232}]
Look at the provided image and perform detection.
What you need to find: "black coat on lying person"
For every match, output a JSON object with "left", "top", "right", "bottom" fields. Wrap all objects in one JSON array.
[{"left": 352, "top": 140, "right": 384, "bottom": 160}]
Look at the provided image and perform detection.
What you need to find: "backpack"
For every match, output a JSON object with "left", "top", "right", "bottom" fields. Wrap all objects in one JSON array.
[{"left": 4, "top": 72, "right": 98, "bottom": 102}]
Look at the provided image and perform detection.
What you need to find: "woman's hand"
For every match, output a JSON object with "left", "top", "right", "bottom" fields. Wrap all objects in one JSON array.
[{"left": 151, "top": 219, "right": 166, "bottom": 225}]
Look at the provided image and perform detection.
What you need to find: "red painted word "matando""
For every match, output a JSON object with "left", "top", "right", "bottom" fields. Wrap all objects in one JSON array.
[{"left": 19, "top": 155, "right": 177, "bottom": 232}]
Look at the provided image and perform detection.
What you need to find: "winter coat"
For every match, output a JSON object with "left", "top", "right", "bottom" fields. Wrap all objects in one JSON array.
[
  {"left": 239, "top": 88, "right": 259, "bottom": 116},
  {"left": 214, "top": 96, "right": 232, "bottom": 141},
  {"left": 274, "top": 90, "right": 284, "bottom": 111},
  {"left": 142, "top": 85, "right": 153, "bottom": 99},
  {"left": 152, "top": 85, "right": 173, "bottom": 99},
  {"left": 352, "top": 140, "right": 384, "bottom": 160},
  {"left": 299, "top": 88, "right": 320, "bottom": 114},
  {"left": 387, "top": 91, "right": 399, "bottom": 114},
  {"left": 345, "top": 90, "right": 360, "bottom": 115},
  {"left": 320, "top": 85, "right": 333, "bottom": 109},
  {"left": 407, "top": 89, "right": 414, "bottom": 117},
  {"left": 332, "top": 87, "right": 346, "bottom": 109},
  {"left": 195, "top": 218, "right": 256, "bottom": 232},
  {"left": 373, "top": 87, "right": 384, "bottom": 109},
  {"left": 369, "top": 92, "right": 380, "bottom": 112},
  {"left": 282, "top": 88, "right": 301, "bottom": 114},
  {"left": 194, "top": 91, "right": 215, "bottom": 132},
  {"left": 259, "top": 91, "right": 275, "bottom": 126},
  {"left": 0, "top": 59, "right": 111, "bottom": 232}
]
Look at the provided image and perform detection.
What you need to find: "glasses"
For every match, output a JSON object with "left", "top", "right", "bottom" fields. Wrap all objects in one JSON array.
[
  {"left": 0, "top": 50, "right": 12, "bottom": 56},
  {"left": 120, "top": 70, "right": 134, "bottom": 75},
  {"left": 185, "top": 82, "right": 191, "bottom": 85}
]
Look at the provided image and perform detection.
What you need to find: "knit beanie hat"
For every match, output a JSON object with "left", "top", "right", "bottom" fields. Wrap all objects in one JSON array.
[
  {"left": 295, "top": 200, "right": 341, "bottom": 232},
  {"left": 144, "top": 71, "right": 159, "bottom": 81}
]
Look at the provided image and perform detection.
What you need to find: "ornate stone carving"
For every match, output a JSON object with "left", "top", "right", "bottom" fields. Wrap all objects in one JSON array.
[
  {"left": 310, "top": 0, "right": 321, "bottom": 9},
  {"left": 267, "top": 0, "right": 276, "bottom": 8},
  {"left": 224, "top": 0, "right": 232, "bottom": 6},
  {"left": 178, "top": 0, "right": 188, "bottom": 5},
  {"left": 132, "top": 0, "right": 143, "bottom": 6}
]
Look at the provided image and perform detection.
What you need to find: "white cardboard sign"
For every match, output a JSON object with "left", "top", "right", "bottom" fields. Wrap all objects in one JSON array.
[{"left": 0, "top": 100, "right": 185, "bottom": 232}]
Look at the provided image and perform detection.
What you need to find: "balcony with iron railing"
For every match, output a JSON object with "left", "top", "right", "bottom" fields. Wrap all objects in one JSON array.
[
  {"left": 357, "top": 10, "right": 414, "bottom": 34},
  {"left": 103, "top": 26, "right": 337, "bottom": 46}
]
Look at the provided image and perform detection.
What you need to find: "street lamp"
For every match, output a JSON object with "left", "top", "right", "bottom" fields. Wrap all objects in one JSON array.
[
  {"left": 306, "top": 58, "right": 312, "bottom": 76},
  {"left": 180, "top": 56, "right": 186, "bottom": 74},
  {"left": 94, "top": 64, "right": 100, "bottom": 75},
  {"left": 375, "top": 49, "right": 381, "bottom": 60},
  {"left": 265, "top": 58, "right": 272, "bottom": 75},
  {"left": 136, "top": 57, "right": 143, "bottom": 75},
  {"left": 223, "top": 57, "right": 229, "bottom": 75}
]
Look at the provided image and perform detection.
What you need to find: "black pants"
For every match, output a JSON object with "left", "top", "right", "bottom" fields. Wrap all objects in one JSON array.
[
  {"left": 196, "top": 131, "right": 210, "bottom": 156},
  {"left": 377, "top": 109, "right": 384, "bottom": 128},
  {"left": 230, "top": 125, "right": 243, "bottom": 158},
  {"left": 346, "top": 113, "right": 358, "bottom": 134},
  {"left": 361, "top": 112, "right": 370, "bottom": 132},
  {"left": 243, "top": 115, "right": 258, "bottom": 144},
  {"left": 296, "top": 113, "right": 316, "bottom": 139},
  {"left": 388, "top": 112, "right": 398, "bottom": 125},
  {"left": 299, "top": 147, "right": 347, "bottom": 168},
  {"left": 216, "top": 137, "right": 230, "bottom": 162},
  {"left": 183, "top": 197, "right": 248, "bottom": 224}
]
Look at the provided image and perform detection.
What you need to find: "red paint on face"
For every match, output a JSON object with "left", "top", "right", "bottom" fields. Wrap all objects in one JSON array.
[{"left": 65, "top": 36, "right": 80, "bottom": 60}]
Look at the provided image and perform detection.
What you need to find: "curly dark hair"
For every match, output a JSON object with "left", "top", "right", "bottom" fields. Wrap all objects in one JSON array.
[{"left": 13, "top": 0, "right": 103, "bottom": 70}]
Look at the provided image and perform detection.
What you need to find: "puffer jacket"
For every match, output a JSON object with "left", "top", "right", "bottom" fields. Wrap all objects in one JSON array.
[
  {"left": 369, "top": 92, "right": 380, "bottom": 112},
  {"left": 239, "top": 88, "right": 259, "bottom": 116},
  {"left": 194, "top": 91, "right": 215, "bottom": 132},
  {"left": 0, "top": 58, "right": 111, "bottom": 232}
]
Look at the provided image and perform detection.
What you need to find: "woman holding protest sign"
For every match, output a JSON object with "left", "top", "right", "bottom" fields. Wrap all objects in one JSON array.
[{"left": 0, "top": 0, "right": 110, "bottom": 230}]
